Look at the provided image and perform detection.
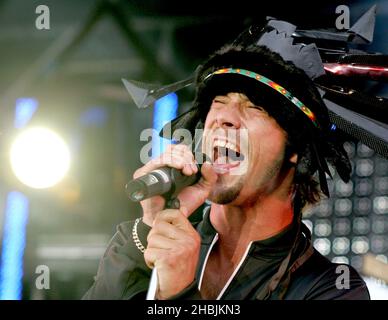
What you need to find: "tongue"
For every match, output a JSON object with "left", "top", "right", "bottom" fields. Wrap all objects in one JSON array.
[
  {"left": 213, "top": 156, "right": 241, "bottom": 174},
  {"left": 214, "top": 156, "right": 230, "bottom": 165}
]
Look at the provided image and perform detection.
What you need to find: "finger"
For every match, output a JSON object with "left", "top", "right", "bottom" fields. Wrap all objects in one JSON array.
[
  {"left": 149, "top": 220, "right": 190, "bottom": 241},
  {"left": 168, "top": 143, "right": 193, "bottom": 163},
  {"left": 200, "top": 161, "right": 218, "bottom": 186},
  {"left": 171, "top": 147, "right": 197, "bottom": 175},
  {"left": 170, "top": 143, "right": 192, "bottom": 155},
  {"left": 133, "top": 143, "right": 197, "bottom": 179},
  {"left": 177, "top": 162, "right": 218, "bottom": 217},
  {"left": 144, "top": 247, "right": 168, "bottom": 269},
  {"left": 155, "top": 209, "right": 193, "bottom": 230},
  {"left": 170, "top": 152, "right": 196, "bottom": 176},
  {"left": 167, "top": 152, "right": 196, "bottom": 174},
  {"left": 141, "top": 195, "right": 165, "bottom": 214},
  {"left": 133, "top": 153, "right": 190, "bottom": 179},
  {"left": 147, "top": 234, "right": 177, "bottom": 250}
]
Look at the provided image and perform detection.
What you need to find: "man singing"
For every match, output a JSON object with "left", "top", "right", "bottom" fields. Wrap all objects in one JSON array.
[{"left": 83, "top": 24, "right": 370, "bottom": 300}]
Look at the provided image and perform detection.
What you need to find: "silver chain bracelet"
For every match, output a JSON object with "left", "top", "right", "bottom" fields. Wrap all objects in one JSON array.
[{"left": 132, "top": 218, "right": 146, "bottom": 253}]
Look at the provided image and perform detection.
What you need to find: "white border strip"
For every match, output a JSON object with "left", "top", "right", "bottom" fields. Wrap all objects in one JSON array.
[
  {"left": 216, "top": 241, "right": 253, "bottom": 300},
  {"left": 198, "top": 234, "right": 219, "bottom": 291}
]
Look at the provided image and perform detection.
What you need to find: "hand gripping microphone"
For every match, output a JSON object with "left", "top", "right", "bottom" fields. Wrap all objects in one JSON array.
[
  {"left": 125, "top": 153, "right": 207, "bottom": 203},
  {"left": 126, "top": 152, "right": 208, "bottom": 300}
]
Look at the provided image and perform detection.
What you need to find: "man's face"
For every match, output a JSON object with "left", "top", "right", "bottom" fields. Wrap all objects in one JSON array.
[{"left": 202, "top": 92, "right": 294, "bottom": 205}]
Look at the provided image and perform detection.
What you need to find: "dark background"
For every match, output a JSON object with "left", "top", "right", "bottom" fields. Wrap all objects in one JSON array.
[{"left": 0, "top": 0, "right": 387, "bottom": 299}]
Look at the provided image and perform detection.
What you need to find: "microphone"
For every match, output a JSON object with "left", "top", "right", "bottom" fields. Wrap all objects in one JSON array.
[{"left": 125, "top": 159, "right": 204, "bottom": 202}]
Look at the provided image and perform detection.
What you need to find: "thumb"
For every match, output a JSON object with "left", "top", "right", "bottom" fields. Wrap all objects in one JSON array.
[{"left": 177, "top": 162, "right": 217, "bottom": 217}]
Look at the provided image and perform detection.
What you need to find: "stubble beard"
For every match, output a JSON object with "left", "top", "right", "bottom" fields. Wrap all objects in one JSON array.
[
  {"left": 207, "top": 156, "right": 285, "bottom": 205},
  {"left": 208, "top": 174, "right": 246, "bottom": 204}
]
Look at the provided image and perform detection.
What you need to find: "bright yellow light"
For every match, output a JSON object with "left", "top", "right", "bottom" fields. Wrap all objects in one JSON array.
[{"left": 10, "top": 127, "right": 71, "bottom": 189}]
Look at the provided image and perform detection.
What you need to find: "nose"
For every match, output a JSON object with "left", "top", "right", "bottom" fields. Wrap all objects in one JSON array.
[{"left": 215, "top": 103, "right": 241, "bottom": 129}]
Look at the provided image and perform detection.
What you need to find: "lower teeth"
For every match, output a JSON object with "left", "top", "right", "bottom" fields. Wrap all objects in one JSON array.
[{"left": 215, "top": 156, "right": 237, "bottom": 164}]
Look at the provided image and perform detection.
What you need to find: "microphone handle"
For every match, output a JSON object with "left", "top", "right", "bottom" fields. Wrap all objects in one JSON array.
[{"left": 126, "top": 166, "right": 201, "bottom": 202}]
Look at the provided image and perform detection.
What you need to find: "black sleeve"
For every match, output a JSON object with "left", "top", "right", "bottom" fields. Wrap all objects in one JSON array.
[
  {"left": 82, "top": 219, "right": 152, "bottom": 300},
  {"left": 168, "top": 281, "right": 203, "bottom": 300},
  {"left": 285, "top": 249, "right": 371, "bottom": 300},
  {"left": 304, "top": 264, "right": 370, "bottom": 300}
]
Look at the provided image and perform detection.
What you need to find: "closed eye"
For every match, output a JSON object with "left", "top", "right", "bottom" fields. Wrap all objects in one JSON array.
[
  {"left": 248, "top": 105, "right": 266, "bottom": 112},
  {"left": 213, "top": 99, "right": 226, "bottom": 104}
]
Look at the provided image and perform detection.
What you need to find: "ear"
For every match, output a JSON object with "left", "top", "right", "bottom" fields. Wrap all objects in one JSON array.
[{"left": 289, "top": 153, "right": 298, "bottom": 165}]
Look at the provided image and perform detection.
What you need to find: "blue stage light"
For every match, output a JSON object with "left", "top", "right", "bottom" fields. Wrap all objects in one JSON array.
[
  {"left": 0, "top": 191, "right": 29, "bottom": 300},
  {"left": 14, "top": 98, "right": 38, "bottom": 129},
  {"left": 79, "top": 106, "right": 108, "bottom": 127},
  {"left": 0, "top": 98, "right": 36, "bottom": 299},
  {"left": 152, "top": 93, "right": 178, "bottom": 158}
]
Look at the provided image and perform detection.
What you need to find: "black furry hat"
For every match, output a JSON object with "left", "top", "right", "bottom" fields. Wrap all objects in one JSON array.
[{"left": 168, "top": 43, "right": 351, "bottom": 201}]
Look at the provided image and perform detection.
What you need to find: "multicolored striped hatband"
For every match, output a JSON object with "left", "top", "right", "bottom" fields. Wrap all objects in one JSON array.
[{"left": 204, "top": 68, "right": 320, "bottom": 128}]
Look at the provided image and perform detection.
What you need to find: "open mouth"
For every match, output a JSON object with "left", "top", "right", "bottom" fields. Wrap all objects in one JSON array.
[
  {"left": 211, "top": 139, "right": 245, "bottom": 174},
  {"left": 213, "top": 146, "right": 244, "bottom": 162}
]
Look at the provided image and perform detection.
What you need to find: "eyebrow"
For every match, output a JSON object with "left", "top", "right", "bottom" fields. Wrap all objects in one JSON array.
[
  {"left": 214, "top": 94, "right": 251, "bottom": 100},
  {"left": 213, "top": 95, "right": 255, "bottom": 106}
]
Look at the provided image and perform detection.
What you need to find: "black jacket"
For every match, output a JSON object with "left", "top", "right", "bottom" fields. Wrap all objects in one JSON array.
[{"left": 83, "top": 207, "right": 370, "bottom": 300}]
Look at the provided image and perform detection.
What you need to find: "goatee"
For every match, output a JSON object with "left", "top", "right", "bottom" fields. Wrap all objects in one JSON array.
[{"left": 208, "top": 176, "right": 245, "bottom": 204}]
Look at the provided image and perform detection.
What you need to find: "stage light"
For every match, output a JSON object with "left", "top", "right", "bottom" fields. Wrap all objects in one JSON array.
[
  {"left": 0, "top": 98, "right": 37, "bottom": 300},
  {"left": 334, "top": 198, "right": 352, "bottom": 216},
  {"left": 375, "top": 177, "right": 388, "bottom": 195},
  {"left": 313, "top": 238, "right": 331, "bottom": 256},
  {"left": 354, "top": 197, "right": 372, "bottom": 215},
  {"left": 314, "top": 219, "right": 332, "bottom": 237},
  {"left": 314, "top": 199, "right": 333, "bottom": 217},
  {"left": 351, "top": 236, "right": 370, "bottom": 254},
  {"left": 373, "top": 196, "right": 388, "bottom": 215},
  {"left": 335, "top": 179, "right": 353, "bottom": 197},
  {"left": 307, "top": 141, "right": 388, "bottom": 298},
  {"left": 357, "top": 144, "right": 374, "bottom": 158},
  {"left": 355, "top": 159, "right": 374, "bottom": 177},
  {"left": 14, "top": 98, "right": 38, "bottom": 129},
  {"left": 355, "top": 178, "right": 373, "bottom": 197},
  {"left": 79, "top": 106, "right": 108, "bottom": 127},
  {"left": 333, "top": 237, "right": 350, "bottom": 255},
  {"left": 332, "top": 256, "right": 349, "bottom": 264},
  {"left": 372, "top": 216, "right": 388, "bottom": 234},
  {"left": 375, "top": 157, "right": 388, "bottom": 176},
  {"left": 0, "top": 191, "right": 29, "bottom": 300},
  {"left": 152, "top": 93, "right": 178, "bottom": 158},
  {"left": 353, "top": 217, "right": 370, "bottom": 235},
  {"left": 371, "top": 235, "right": 388, "bottom": 254},
  {"left": 333, "top": 218, "right": 351, "bottom": 236},
  {"left": 10, "top": 127, "right": 70, "bottom": 189}
]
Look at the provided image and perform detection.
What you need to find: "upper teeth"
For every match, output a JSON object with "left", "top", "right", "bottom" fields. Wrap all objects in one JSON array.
[{"left": 213, "top": 140, "right": 238, "bottom": 152}]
